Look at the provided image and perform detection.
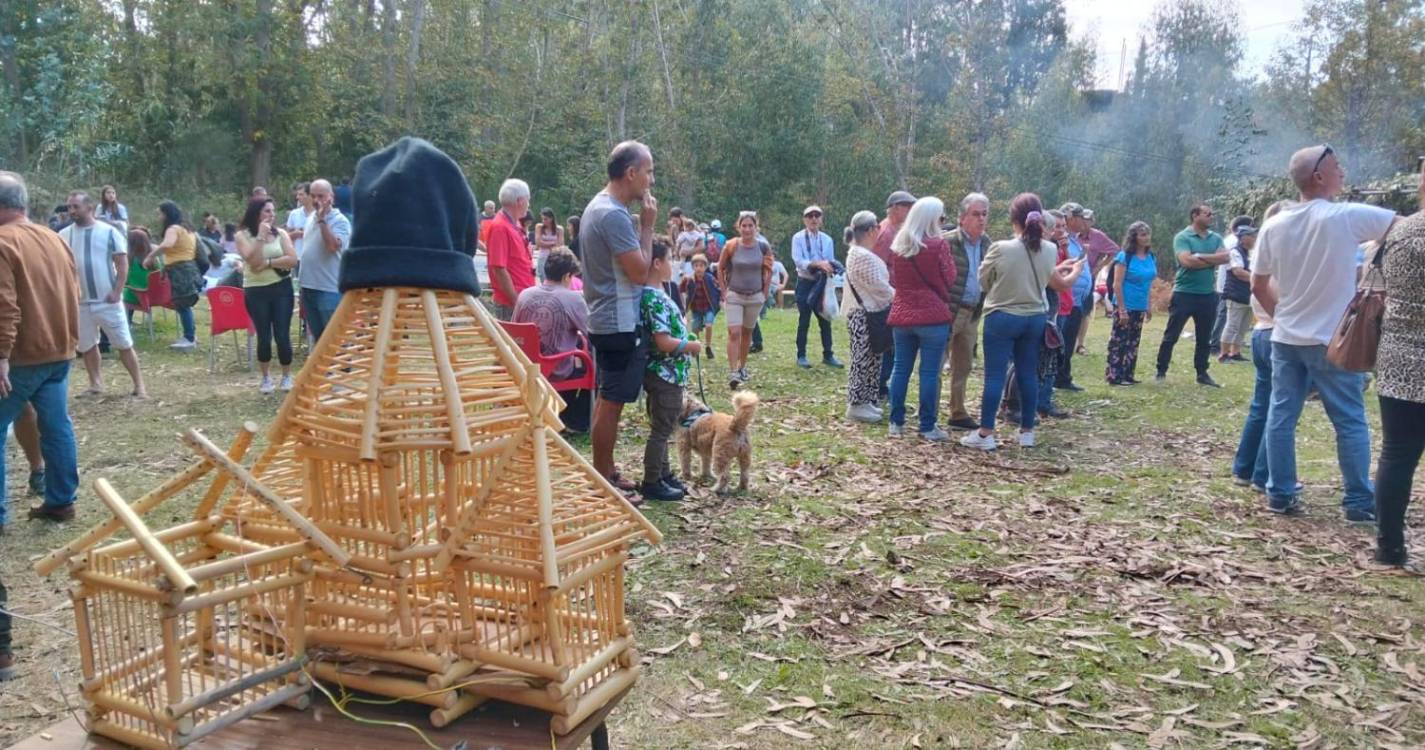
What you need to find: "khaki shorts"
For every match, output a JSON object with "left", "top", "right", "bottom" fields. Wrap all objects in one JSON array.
[
  {"left": 723, "top": 290, "right": 765, "bottom": 330},
  {"left": 79, "top": 302, "right": 134, "bottom": 351}
]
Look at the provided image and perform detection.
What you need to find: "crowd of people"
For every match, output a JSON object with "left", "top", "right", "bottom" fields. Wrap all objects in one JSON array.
[{"left": 0, "top": 139, "right": 1422, "bottom": 681}]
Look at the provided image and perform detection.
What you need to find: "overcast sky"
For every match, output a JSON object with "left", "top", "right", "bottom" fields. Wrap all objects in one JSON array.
[{"left": 1062, "top": 0, "right": 1307, "bottom": 88}]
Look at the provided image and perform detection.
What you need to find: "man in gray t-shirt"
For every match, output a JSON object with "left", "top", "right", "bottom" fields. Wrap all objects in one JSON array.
[{"left": 579, "top": 141, "right": 656, "bottom": 493}]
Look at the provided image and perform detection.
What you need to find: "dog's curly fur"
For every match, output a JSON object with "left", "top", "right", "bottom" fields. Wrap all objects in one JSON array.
[{"left": 678, "top": 390, "right": 758, "bottom": 494}]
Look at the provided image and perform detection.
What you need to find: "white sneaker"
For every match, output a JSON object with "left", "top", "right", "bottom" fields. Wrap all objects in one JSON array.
[
  {"left": 1018, "top": 431, "right": 1036, "bottom": 448},
  {"left": 279, "top": 374, "right": 294, "bottom": 391},
  {"left": 959, "top": 430, "right": 997, "bottom": 451},
  {"left": 845, "top": 403, "right": 881, "bottom": 423},
  {"left": 169, "top": 338, "right": 196, "bottom": 350},
  {"left": 259, "top": 376, "right": 275, "bottom": 394},
  {"left": 920, "top": 427, "right": 951, "bottom": 442},
  {"left": 888, "top": 423, "right": 905, "bottom": 439}
]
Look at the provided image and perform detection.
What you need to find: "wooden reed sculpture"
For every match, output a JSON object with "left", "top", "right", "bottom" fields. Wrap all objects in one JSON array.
[{"left": 41, "top": 287, "right": 662, "bottom": 742}]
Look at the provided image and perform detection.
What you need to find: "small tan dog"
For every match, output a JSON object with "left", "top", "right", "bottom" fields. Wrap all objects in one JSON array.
[{"left": 678, "top": 390, "right": 759, "bottom": 494}]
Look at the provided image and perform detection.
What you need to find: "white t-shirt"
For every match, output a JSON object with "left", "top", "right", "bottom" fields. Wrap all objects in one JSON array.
[
  {"left": 1215, "top": 234, "right": 1237, "bottom": 293},
  {"left": 1254, "top": 199, "right": 1395, "bottom": 346},
  {"left": 59, "top": 221, "right": 128, "bottom": 304},
  {"left": 286, "top": 207, "right": 310, "bottom": 232}
]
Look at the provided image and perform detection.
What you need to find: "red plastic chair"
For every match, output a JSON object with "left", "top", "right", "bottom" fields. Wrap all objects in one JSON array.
[
  {"left": 205, "top": 286, "right": 255, "bottom": 373},
  {"left": 499, "top": 320, "right": 595, "bottom": 423},
  {"left": 131, "top": 271, "right": 174, "bottom": 341}
]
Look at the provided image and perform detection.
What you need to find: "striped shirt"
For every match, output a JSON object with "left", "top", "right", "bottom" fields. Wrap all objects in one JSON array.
[{"left": 58, "top": 222, "right": 127, "bottom": 303}]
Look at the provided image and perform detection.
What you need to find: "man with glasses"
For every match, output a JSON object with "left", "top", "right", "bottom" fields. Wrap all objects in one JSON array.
[
  {"left": 791, "top": 205, "right": 843, "bottom": 369},
  {"left": 943, "top": 193, "right": 990, "bottom": 430},
  {"left": 1252, "top": 144, "right": 1397, "bottom": 521},
  {"left": 1155, "top": 203, "right": 1230, "bottom": 387}
]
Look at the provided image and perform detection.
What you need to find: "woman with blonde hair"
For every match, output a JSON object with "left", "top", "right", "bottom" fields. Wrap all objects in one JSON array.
[{"left": 884, "top": 197, "right": 956, "bottom": 441}]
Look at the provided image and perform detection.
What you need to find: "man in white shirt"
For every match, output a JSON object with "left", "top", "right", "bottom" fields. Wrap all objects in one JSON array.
[
  {"left": 1252, "top": 145, "right": 1397, "bottom": 521},
  {"left": 790, "top": 205, "right": 843, "bottom": 369},
  {"left": 285, "top": 182, "right": 312, "bottom": 241},
  {"left": 58, "top": 191, "right": 147, "bottom": 398},
  {"left": 298, "top": 179, "right": 353, "bottom": 343}
]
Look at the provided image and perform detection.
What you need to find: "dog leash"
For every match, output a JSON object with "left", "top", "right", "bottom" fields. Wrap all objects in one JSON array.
[{"left": 694, "top": 347, "right": 708, "bottom": 405}]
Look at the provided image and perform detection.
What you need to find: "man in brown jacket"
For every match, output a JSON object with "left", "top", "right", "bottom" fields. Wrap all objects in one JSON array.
[
  {"left": 0, "top": 171, "right": 81, "bottom": 532},
  {"left": 942, "top": 193, "right": 991, "bottom": 430}
]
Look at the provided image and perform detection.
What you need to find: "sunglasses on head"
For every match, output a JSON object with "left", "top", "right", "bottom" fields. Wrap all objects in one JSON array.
[{"left": 1313, "top": 144, "right": 1334, "bottom": 174}]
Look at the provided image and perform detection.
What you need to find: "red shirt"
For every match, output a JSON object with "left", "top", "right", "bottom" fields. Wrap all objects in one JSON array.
[
  {"left": 887, "top": 236, "right": 957, "bottom": 328},
  {"left": 487, "top": 210, "right": 534, "bottom": 306},
  {"left": 1056, "top": 244, "right": 1074, "bottom": 316},
  {"left": 872, "top": 218, "right": 900, "bottom": 265}
]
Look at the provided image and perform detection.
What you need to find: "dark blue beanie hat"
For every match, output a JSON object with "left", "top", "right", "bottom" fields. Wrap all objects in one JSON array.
[{"left": 338, "top": 137, "right": 481, "bottom": 294}]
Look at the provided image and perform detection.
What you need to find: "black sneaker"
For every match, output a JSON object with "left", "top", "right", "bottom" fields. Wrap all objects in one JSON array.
[
  {"left": 1344, "top": 507, "right": 1377, "bottom": 526},
  {"left": 748, "top": 344, "right": 763, "bottom": 354},
  {"left": 797, "top": 356, "right": 811, "bottom": 368},
  {"left": 1196, "top": 373, "right": 1222, "bottom": 388},
  {"left": 28, "top": 469, "right": 44, "bottom": 496},
  {"left": 639, "top": 481, "right": 685, "bottom": 502},
  {"left": 1267, "top": 497, "right": 1304, "bottom": 516},
  {"left": 1055, "top": 382, "right": 1084, "bottom": 392},
  {"left": 1039, "top": 406, "right": 1070, "bottom": 419},
  {"left": 823, "top": 355, "right": 844, "bottom": 369},
  {"left": 1155, "top": 372, "right": 1167, "bottom": 382},
  {"left": 1375, "top": 546, "right": 1409, "bottom": 567},
  {"left": 706, "top": 349, "right": 714, "bottom": 360},
  {"left": 660, "top": 474, "right": 686, "bottom": 493},
  {"left": 947, "top": 417, "right": 979, "bottom": 431}
]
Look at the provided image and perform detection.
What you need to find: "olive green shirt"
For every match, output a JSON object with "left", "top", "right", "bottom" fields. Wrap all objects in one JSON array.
[{"left": 979, "top": 237, "right": 1058, "bottom": 317}]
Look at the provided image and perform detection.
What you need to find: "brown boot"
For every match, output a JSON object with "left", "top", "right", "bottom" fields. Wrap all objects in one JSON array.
[{"left": 28, "top": 503, "right": 75, "bottom": 522}]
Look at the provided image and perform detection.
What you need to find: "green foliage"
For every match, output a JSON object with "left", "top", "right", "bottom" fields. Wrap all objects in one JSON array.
[{"left": 0, "top": 0, "right": 1419, "bottom": 263}]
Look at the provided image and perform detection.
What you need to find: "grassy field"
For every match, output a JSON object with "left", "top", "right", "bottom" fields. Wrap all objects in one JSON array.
[{"left": 1, "top": 303, "right": 1422, "bottom": 749}]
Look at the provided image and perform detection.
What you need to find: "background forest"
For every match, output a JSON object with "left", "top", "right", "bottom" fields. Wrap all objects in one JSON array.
[{"left": 2, "top": 0, "right": 1422, "bottom": 257}]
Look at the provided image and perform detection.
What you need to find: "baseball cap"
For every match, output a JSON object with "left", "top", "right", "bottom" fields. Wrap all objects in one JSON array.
[
  {"left": 710, "top": 219, "right": 722, "bottom": 230},
  {"left": 886, "top": 190, "right": 916, "bottom": 208},
  {"left": 1234, "top": 224, "right": 1258, "bottom": 237},
  {"left": 1059, "top": 202, "right": 1085, "bottom": 217},
  {"left": 1082, "top": 208, "right": 1095, "bottom": 222},
  {"left": 803, "top": 205, "right": 824, "bottom": 217}
]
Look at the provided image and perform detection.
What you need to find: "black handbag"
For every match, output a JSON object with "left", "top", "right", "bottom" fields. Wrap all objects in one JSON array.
[{"left": 847, "top": 280, "right": 892, "bottom": 354}]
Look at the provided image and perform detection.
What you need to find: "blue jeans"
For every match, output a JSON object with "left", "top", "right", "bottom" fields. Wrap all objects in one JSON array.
[
  {"left": 878, "top": 348, "right": 894, "bottom": 399},
  {"left": 0, "top": 360, "right": 79, "bottom": 525},
  {"left": 1232, "top": 328, "right": 1276, "bottom": 488},
  {"left": 176, "top": 306, "right": 196, "bottom": 342},
  {"left": 1264, "top": 341, "right": 1372, "bottom": 510},
  {"left": 888, "top": 324, "right": 950, "bottom": 433},
  {"left": 301, "top": 287, "right": 342, "bottom": 344},
  {"left": 981, "top": 311, "right": 1044, "bottom": 431}
]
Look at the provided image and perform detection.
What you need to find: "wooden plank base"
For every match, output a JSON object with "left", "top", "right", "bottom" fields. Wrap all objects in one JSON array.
[{"left": 9, "top": 688, "right": 628, "bottom": 750}]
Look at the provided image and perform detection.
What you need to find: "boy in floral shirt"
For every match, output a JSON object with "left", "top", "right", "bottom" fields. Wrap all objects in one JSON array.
[{"left": 640, "top": 240, "right": 701, "bottom": 501}]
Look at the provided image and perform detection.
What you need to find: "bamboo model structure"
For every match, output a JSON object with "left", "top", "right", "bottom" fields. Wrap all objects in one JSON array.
[{"left": 40, "top": 286, "right": 662, "bottom": 744}]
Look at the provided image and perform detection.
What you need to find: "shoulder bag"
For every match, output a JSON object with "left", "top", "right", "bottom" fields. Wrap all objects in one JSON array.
[
  {"left": 1026, "top": 242, "right": 1063, "bottom": 350},
  {"left": 1326, "top": 240, "right": 1388, "bottom": 372}
]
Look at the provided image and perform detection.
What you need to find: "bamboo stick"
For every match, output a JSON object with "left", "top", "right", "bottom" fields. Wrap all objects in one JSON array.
[
  {"left": 268, "top": 291, "right": 357, "bottom": 443},
  {"left": 426, "top": 658, "right": 478, "bottom": 690},
  {"left": 464, "top": 644, "right": 568, "bottom": 682},
  {"left": 82, "top": 627, "right": 201, "bottom": 694},
  {"left": 90, "top": 519, "right": 219, "bottom": 561},
  {"left": 429, "top": 692, "right": 486, "bottom": 728},
  {"left": 359, "top": 288, "right": 400, "bottom": 461},
  {"left": 340, "top": 644, "right": 453, "bottom": 675},
  {"left": 464, "top": 678, "right": 574, "bottom": 716},
  {"left": 73, "top": 592, "right": 96, "bottom": 679},
  {"left": 312, "top": 522, "right": 401, "bottom": 547},
  {"left": 387, "top": 543, "right": 443, "bottom": 563},
  {"left": 89, "top": 717, "right": 171, "bottom": 750},
  {"left": 166, "top": 656, "right": 305, "bottom": 719},
  {"left": 432, "top": 425, "right": 533, "bottom": 572},
  {"left": 182, "top": 429, "right": 352, "bottom": 568},
  {"left": 161, "top": 616, "right": 184, "bottom": 707},
  {"left": 192, "top": 421, "right": 259, "bottom": 519},
  {"left": 305, "top": 599, "right": 396, "bottom": 625},
  {"left": 35, "top": 457, "right": 217, "bottom": 576},
  {"left": 424, "top": 290, "right": 473, "bottom": 455},
  {"left": 550, "top": 638, "right": 630, "bottom": 700},
  {"left": 378, "top": 452, "right": 407, "bottom": 545},
  {"left": 91, "top": 479, "right": 197, "bottom": 595},
  {"left": 176, "top": 681, "right": 311, "bottom": 748},
  {"left": 173, "top": 572, "right": 309, "bottom": 614},
  {"left": 555, "top": 549, "right": 627, "bottom": 593},
  {"left": 88, "top": 689, "right": 184, "bottom": 731},
  {"left": 463, "top": 294, "right": 563, "bottom": 426},
  {"left": 305, "top": 628, "right": 395, "bottom": 649},
  {"left": 287, "top": 579, "right": 307, "bottom": 658},
  {"left": 185, "top": 541, "right": 307, "bottom": 583},
  {"left": 550, "top": 432, "right": 664, "bottom": 544},
  {"left": 311, "top": 662, "right": 457, "bottom": 709},
  {"left": 532, "top": 426, "right": 561, "bottom": 590},
  {"left": 549, "top": 666, "right": 639, "bottom": 734}
]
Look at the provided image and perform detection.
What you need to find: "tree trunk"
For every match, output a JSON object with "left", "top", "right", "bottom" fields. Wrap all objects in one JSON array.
[
  {"left": 404, "top": 0, "right": 427, "bottom": 123},
  {"left": 381, "top": 0, "right": 399, "bottom": 119}
]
